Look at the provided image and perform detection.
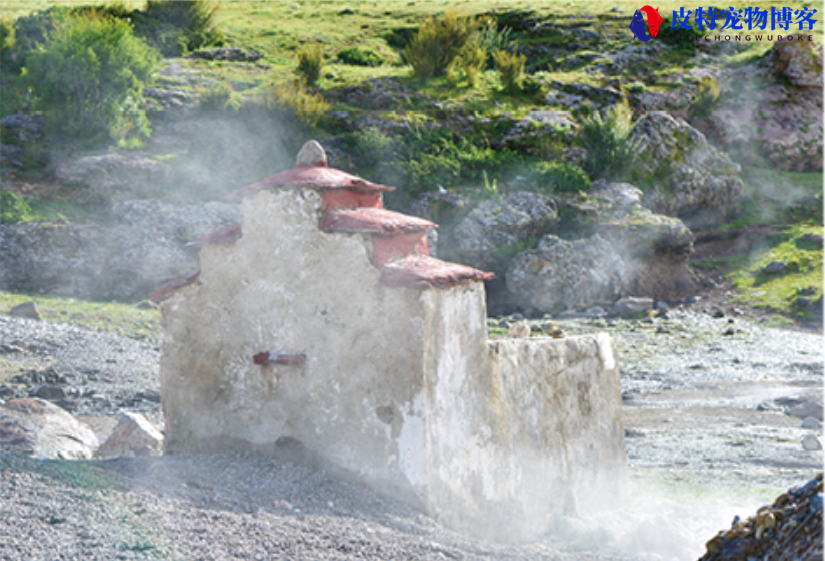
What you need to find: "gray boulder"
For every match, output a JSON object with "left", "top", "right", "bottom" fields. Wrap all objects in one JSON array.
[
  {"left": 55, "top": 152, "right": 173, "bottom": 203},
  {"left": 95, "top": 412, "right": 163, "bottom": 459},
  {"left": 450, "top": 191, "right": 558, "bottom": 272},
  {"left": 630, "top": 111, "right": 744, "bottom": 227},
  {"left": 522, "top": 180, "right": 700, "bottom": 305},
  {"left": 0, "top": 398, "right": 98, "bottom": 459},
  {"left": 505, "top": 234, "right": 625, "bottom": 313},
  {"left": 772, "top": 40, "right": 822, "bottom": 88},
  {"left": 0, "top": 199, "right": 239, "bottom": 300}
]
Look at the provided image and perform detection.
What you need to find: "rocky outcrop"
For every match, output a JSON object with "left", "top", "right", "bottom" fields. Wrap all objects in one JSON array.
[
  {"left": 0, "top": 398, "right": 98, "bottom": 459},
  {"left": 709, "top": 41, "right": 823, "bottom": 172},
  {"left": 543, "top": 180, "right": 700, "bottom": 303},
  {"left": 450, "top": 191, "right": 558, "bottom": 272},
  {"left": 545, "top": 81, "right": 624, "bottom": 112},
  {"left": 630, "top": 111, "right": 744, "bottom": 227},
  {"left": 505, "top": 234, "right": 625, "bottom": 314},
  {"left": 188, "top": 48, "right": 264, "bottom": 62},
  {"left": 588, "top": 180, "right": 700, "bottom": 301},
  {"left": 55, "top": 152, "right": 173, "bottom": 203},
  {"left": 0, "top": 199, "right": 239, "bottom": 300},
  {"left": 772, "top": 40, "right": 823, "bottom": 88},
  {"left": 95, "top": 411, "right": 163, "bottom": 459}
]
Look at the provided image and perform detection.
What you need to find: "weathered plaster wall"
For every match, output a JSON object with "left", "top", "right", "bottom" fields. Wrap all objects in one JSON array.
[
  {"left": 160, "top": 188, "right": 430, "bottom": 501},
  {"left": 160, "top": 184, "right": 626, "bottom": 541},
  {"left": 422, "top": 285, "right": 625, "bottom": 542}
]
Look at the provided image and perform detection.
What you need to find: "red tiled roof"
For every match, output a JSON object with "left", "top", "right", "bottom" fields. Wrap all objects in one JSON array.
[
  {"left": 227, "top": 163, "right": 394, "bottom": 200},
  {"left": 380, "top": 255, "right": 494, "bottom": 289},
  {"left": 148, "top": 271, "right": 201, "bottom": 302},
  {"left": 320, "top": 208, "right": 436, "bottom": 235}
]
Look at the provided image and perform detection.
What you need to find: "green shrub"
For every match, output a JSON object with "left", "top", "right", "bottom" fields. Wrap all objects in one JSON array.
[
  {"left": 0, "top": 190, "right": 33, "bottom": 224},
  {"left": 337, "top": 46, "right": 384, "bottom": 67},
  {"left": 296, "top": 44, "right": 324, "bottom": 86},
  {"left": 626, "top": 81, "right": 646, "bottom": 94},
  {"left": 139, "top": 0, "right": 223, "bottom": 56},
  {"left": 580, "top": 102, "right": 641, "bottom": 181},
  {"left": 452, "top": 42, "right": 486, "bottom": 86},
  {"left": 530, "top": 162, "right": 591, "bottom": 194},
  {"left": 198, "top": 81, "right": 241, "bottom": 111},
  {"left": 265, "top": 81, "right": 330, "bottom": 127},
  {"left": 1, "top": 17, "right": 21, "bottom": 76},
  {"left": 492, "top": 49, "right": 525, "bottom": 93},
  {"left": 691, "top": 76, "right": 720, "bottom": 120},
  {"left": 404, "top": 10, "right": 476, "bottom": 80},
  {"left": 26, "top": 15, "right": 160, "bottom": 144},
  {"left": 476, "top": 17, "right": 514, "bottom": 55}
]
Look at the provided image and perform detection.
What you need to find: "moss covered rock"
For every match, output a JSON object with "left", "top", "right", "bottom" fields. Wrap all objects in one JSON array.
[{"left": 630, "top": 111, "right": 744, "bottom": 227}]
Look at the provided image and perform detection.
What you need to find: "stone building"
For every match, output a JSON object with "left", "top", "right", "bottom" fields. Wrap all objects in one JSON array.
[{"left": 155, "top": 141, "right": 626, "bottom": 541}]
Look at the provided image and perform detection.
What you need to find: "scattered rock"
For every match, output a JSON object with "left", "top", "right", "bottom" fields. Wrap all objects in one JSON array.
[
  {"left": 9, "top": 301, "right": 40, "bottom": 320},
  {"left": 700, "top": 474, "right": 823, "bottom": 561},
  {"left": 802, "top": 435, "right": 822, "bottom": 451},
  {"left": 630, "top": 111, "right": 744, "bottom": 227},
  {"left": 451, "top": 191, "right": 558, "bottom": 272},
  {"left": 324, "top": 77, "right": 425, "bottom": 110},
  {"left": 95, "top": 411, "right": 163, "bottom": 459},
  {"left": 0, "top": 398, "right": 98, "bottom": 459},
  {"left": 508, "top": 323, "right": 531, "bottom": 338},
  {"left": 545, "top": 81, "right": 624, "bottom": 112},
  {"left": 802, "top": 417, "right": 823, "bottom": 430},
  {"left": 609, "top": 297, "right": 653, "bottom": 318},
  {"left": 763, "top": 261, "right": 787, "bottom": 274},
  {"left": 506, "top": 234, "right": 625, "bottom": 313},
  {"left": 30, "top": 385, "right": 66, "bottom": 401},
  {"left": 795, "top": 296, "right": 812, "bottom": 308},
  {"left": 188, "top": 48, "right": 264, "bottom": 62}
]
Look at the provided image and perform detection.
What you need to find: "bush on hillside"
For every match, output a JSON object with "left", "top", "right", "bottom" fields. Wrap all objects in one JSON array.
[
  {"left": 264, "top": 81, "right": 330, "bottom": 128},
  {"left": 26, "top": 15, "right": 160, "bottom": 144},
  {"left": 0, "top": 190, "right": 33, "bottom": 224},
  {"left": 337, "top": 46, "right": 384, "bottom": 67},
  {"left": 580, "top": 102, "right": 641, "bottom": 181},
  {"left": 492, "top": 49, "right": 526, "bottom": 93},
  {"left": 404, "top": 10, "right": 476, "bottom": 80},
  {"left": 296, "top": 44, "right": 324, "bottom": 86},
  {"left": 451, "top": 42, "right": 486, "bottom": 86},
  {"left": 529, "top": 161, "right": 592, "bottom": 194},
  {"left": 138, "top": 0, "right": 223, "bottom": 56}
]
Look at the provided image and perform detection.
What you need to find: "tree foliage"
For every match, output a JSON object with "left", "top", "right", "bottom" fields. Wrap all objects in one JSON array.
[{"left": 26, "top": 15, "right": 160, "bottom": 144}]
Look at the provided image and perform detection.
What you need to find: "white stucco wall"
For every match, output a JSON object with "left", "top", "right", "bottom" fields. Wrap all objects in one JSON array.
[
  {"left": 160, "top": 188, "right": 430, "bottom": 501},
  {"left": 422, "top": 284, "right": 626, "bottom": 541},
  {"left": 159, "top": 185, "right": 626, "bottom": 541}
]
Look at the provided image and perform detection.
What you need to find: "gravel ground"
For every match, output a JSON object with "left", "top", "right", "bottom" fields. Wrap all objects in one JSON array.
[{"left": 1, "top": 310, "right": 822, "bottom": 560}]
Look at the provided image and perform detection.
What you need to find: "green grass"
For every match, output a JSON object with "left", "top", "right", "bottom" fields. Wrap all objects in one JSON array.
[
  {"left": 0, "top": 291, "right": 160, "bottom": 342},
  {"left": 726, "top": 223, "right": 823, "bottom": 318}
]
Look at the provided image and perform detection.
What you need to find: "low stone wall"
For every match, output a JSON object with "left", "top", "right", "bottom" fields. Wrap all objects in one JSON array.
[{"left": 422, "top": 297, "right": 627, "bottom": 541}]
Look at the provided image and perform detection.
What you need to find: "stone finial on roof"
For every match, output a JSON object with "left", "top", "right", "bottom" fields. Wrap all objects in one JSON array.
[{"left": 296, "top": 140, "right": 327, "bottom": 167}]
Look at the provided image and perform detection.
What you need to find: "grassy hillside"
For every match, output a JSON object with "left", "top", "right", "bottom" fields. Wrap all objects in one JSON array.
[{"left": 0, "top": 0, "right": 822, "bottom": 325}]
